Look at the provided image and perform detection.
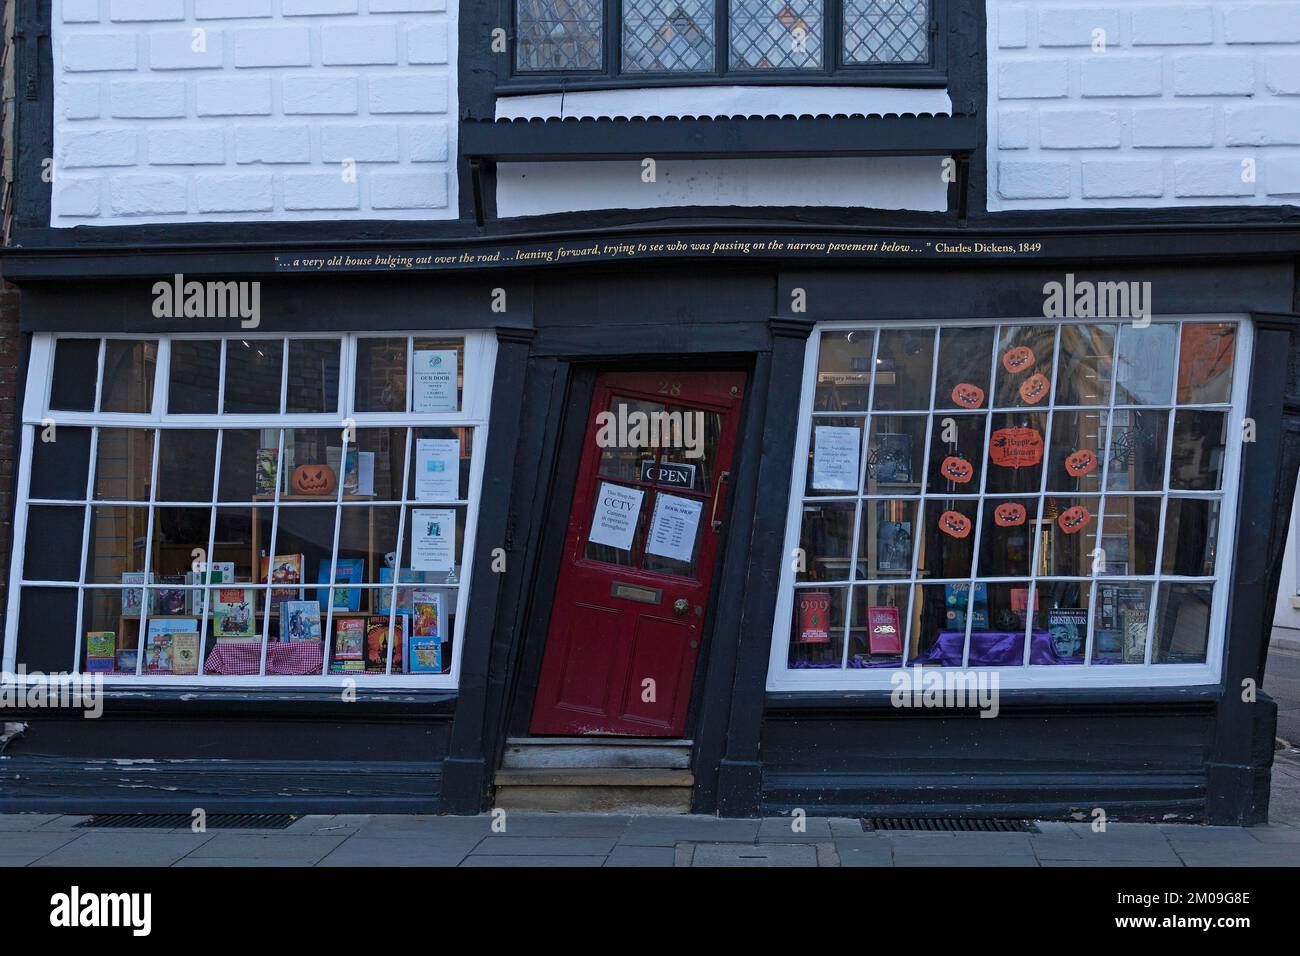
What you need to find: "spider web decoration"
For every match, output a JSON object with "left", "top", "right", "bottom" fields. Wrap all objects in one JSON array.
[
  {"left": 1108, "top": 424, "right": 1151, "bottom": 469},
  {"left": 729, "top": 0, "right": 824, "bottom": 70},
  {"left": 623, "top": 0, "right": 715, "bottom": 72},
  {"left": 843, "top": 0, "right": 929, "bottom": 64},
  {"left": 516, "top": 0, "right": 604, "bottom": 71}
]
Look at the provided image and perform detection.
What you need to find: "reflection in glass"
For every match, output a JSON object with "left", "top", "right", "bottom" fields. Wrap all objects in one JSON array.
[
  {"left": 286, "top": 339, "right": 342, "bottom": 414},
  {"left": 1055, "top": 324, "right": 1115, "bottom": 406},
  {"left": 158, "top": 430, "right": 217, "bottom": 502},
  {"left": 50, "top": 338, "right": 99, "bottom": 412},
  {"left": 85, "top": 506, "right": 150, "bottom": 584},
  {"left": 789, "top": 585, "right": 846, "bottom": 668},
  {"left": 1097, "top": 496, "right": 1160, "bottom": 576},
  {"left": 1114, "top": 323, "right": 1176, "bottom": 405},
  {"left": 94, "top": 428, "right": 154, "bottom": 502},
  {"left": 926, "top": 414, "right": 984, "bottom": 494},
  {"left": 1177, "top": 323, "right": 1235, "bottom": 404},
  {"left": 730, "top": 0, "right": 824, "bottom": 70},
  {"left": 1170, "top": 410, "right": 1226, "bottom": 491},
  {"left": 354, "top": 337, "right": 407, "bottom": 413},
  {"left": 918, "top": 498, "right": 976, "bottom": 579},
  {"left": 622, "top": 0, "right": 715, "bottom": 73},
  {"left": 1106, "top": 408, "right": 1168, "bottom": 492},
  {"left": 168, "top": 340, "right": 220, "bottom": 414},
  {"left": 1152, "top": 583, "right": 1212, "bottom": 664},
  {"left": 935, "top": 327, "right": 994, "bottom": 410},
  {"left": 1046, "top": 410, "right": 1106, "bottom": 493},
  {"left": 223, "top": 339, "right": 283, "bottom": 414},
  {"left": 993, "top": 325, "right": 1056, "bottom": 408},
  {"left": 218, "top": 429, "right": 275, "bottom": 502},
  {"left": 814, "top": 330, "right": 874, "bottom": 412},
  {"left": 874, "top": 328, "right": 934, "bottom": 411},
  {"left": 1038, "top": 496, "right": 1098, "bottom": 576},
  {"left": 102, "top": 340, "right": 158, "bottom": 414},
  {"left": 1162, "top": 498, "right": 1218, "bottom": 576},
  {"left": 797, "top": 501, "right": 856, "bottom": 582}
]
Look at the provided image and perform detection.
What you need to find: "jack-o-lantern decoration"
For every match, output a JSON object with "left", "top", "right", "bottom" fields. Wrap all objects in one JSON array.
[
  {"left": 1064, "top": 448, "right": 1098, "bottom": 477},
  {"left": 951, "top": 382, "right": 985, "bottom": 409},
  {"left": 1058, "top": 504, "right": 1091, "bottom": 535},
  {"left": 994, "top": 501, "right": 1027, "bottom": 527},
  {"left": 938, "top": 510, "right": 973, "bottom": 539},
  {"left": 291, "top": 463, "right": 337, "bottom": 497},
  {"left": 1001, "top": 346, "right": 1035, "bottom": 374},
  {"left": 940, "top": 455, "right": 974, "bottom": 484},
  {"left": 1018, "top": 372, "right": 1050, "bottom": 405}
]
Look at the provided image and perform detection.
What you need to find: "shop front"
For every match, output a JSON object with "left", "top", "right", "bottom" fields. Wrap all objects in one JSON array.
[{"left": 0, "top": 237, "right": 1295, "bottom": 825}]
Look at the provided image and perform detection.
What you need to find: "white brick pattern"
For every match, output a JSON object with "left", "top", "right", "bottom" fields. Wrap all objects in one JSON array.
[
  {"left": 989, "top": 2, "right": 1300, "bottom": 209},
  {"left": 52, "top": 0, "right": 457, "bottom": 225}
]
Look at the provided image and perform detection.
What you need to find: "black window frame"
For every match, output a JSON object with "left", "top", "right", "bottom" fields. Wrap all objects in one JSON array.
[{"left": 500, "top": 0, "right": 948, "bottom": 93}]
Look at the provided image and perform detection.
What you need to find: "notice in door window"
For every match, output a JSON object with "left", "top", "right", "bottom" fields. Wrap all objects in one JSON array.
[
  {"left": 413, "top": 349, "right": 458, "bottom": 412},
  {"left": 589, "top": 482, "right": 644, "bottom": 552},
  {"left": 812, "top": 425, "right": 860, "bottom": 491},
  {"left": 415, "top": 438, "right": 460, "bottom": 501},
  {"left": 411, "top": 508, "right": 456, "bottom": 572},
  {"left": 645, "top": 493, "right": 704, "bottom": 563}
]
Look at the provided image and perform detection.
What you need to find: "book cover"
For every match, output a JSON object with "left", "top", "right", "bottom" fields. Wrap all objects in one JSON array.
[
  {"left": 115, "top": 648, "right": 138, "bottom": 674},
  {"left": 873, "top": 433, "right": 915, "bottom": 484},
  {"left": 171, "top": 632, "right": 200, "bottom": 675},
  {"left": 260, "top": 553, "right": 304, "bottom": 613},
  {"left": 364, "top": 615, "right": 407, "bottom": 673},
  {"left": 1047, "top": 607, "right": 1088, "bottom": 659},
  {"left": 255, "top": 448, "right": 278, "bottom": 496},
  {"left": 213, "top": 586, "right": 256, "bottom": 640},
  {"left": 282, "top": 600, "right": 322, "bottom": 643},
  {"left": 121, "top": 572, "right": 152, "bottom": 616},
  {"left": 411, "top": 589, "right": 443, "bottom": 640},
  {"left": 866, "top": 606, "right": 902, "bottom": 655},
  {"left": 377, "top": 567, "right": 426, "bottom": 614},
  {"left": 85, "top": 656, "right": 115, "bottom": 674},
  {"left": 876, "top": 521, "right": 913, "bottom": 573},
  {"left": 1122, "top": 610, "right": 1149, "bottom": 663},
  {"left": 316, "top": 558, "right": 364, "bottom": 611},
  {"left": 407, "top": 635, "right": 443, "bottom": 674},
  {"left": 797, "top": 591, "right": 832, "bottom": 644},
  {"left": 143, "top": 618, "right": 198, "bottom": 674},
  {"left": 327, "top": 446, "right": 361, "bottom": 495},
  {"left": 944, "top": 582, "right": 989, "bottom": 630},
  {"left": 86, "top": 631, "right": 116, "bottom": 660},
  {"left": 333, "top": 617, "right": 365, "bottom": 661},
  {"left": 156, "top": 575, "right": 189, "bottom": 615},
  {"left": 330, "top": 659, "right": 365, "bottom": 674}
]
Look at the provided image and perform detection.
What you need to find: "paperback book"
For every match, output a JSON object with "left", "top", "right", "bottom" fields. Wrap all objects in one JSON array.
[
  {"left": 261, "top": 553, "right": 304, "bottom": 613},
  {"left": 172, "top": 632, "right": 200, "bottom": 675},
  {"left": 317, "top": 558, "right": 364, "bottom": 611},
  {"left": 282, "top": 601, "right": 323, "bottom": 643},
  {"left": 213, "top": 585, "right": 257, "bottom": 640},
  {"left": 121, "top": 572, "right": 153, "bottom": 617},
  {"left": 365, "top": 614, "right": 408, "bottom": 674},
  {"left": 331, "top": 618, "right": 365, "bottom": 672},
  {"left": 85, "top": 631, "right": 116, "bottom": 673},
  {"left": 144, "top": 618, "right": 198, "bottom": 674}
]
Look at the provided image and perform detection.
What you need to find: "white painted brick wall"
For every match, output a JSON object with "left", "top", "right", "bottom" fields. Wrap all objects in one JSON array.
[
  {"left": 52, "top": 0, "right": 457, "bottom": 225},
  {"left": 989, "top": 1, "right": 1300, "bottom": 209}
]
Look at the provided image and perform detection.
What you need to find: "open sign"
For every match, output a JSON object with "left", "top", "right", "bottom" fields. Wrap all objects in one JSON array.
[{"left": 640, "top": 460, "right": 696, "bottom": 487}]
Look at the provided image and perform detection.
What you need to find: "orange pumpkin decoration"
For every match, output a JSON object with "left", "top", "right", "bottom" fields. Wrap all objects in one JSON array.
[
  {"left": 994, "top": 501, "right": 1027, "bottom": 527},
  {"left": 940, "top": 455, "right": 974, "bottom": 484},
  {"left": 1058, "top": 504, "right": 1091, "bottom": 535},
  {"left": 938, "top": 510, "right": 973, "bottom": 539},
  {"left": 951, "top": 383, "right": 985, "bottom": 409},
  {"left": 1018, "top": 372, "right": 1050, "bottom": 405},
  {"left": 291, "top": 463, "right": 337, "bottom": 497},
  {"left": 1064, "top": 448, "right": 1098, "bottom": 477},
  {"left": 1001, "top": 345, "right": 1035, "bottom": 374}
]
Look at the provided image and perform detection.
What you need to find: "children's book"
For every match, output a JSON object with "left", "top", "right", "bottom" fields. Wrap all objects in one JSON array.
[
  {"left": 171, "top": 632, "right": 200, "bottom": 675},
  {"left": 411, "top": 589, "right": 443, "bottom": 641},
  {"left": 121, "top": 572, "right": 152, "bottom": 616},
  {"left": 143, "top": 617, "right": 197, "bottom": 674},
  {"left": 261, "top": 553, "right": 304, "bottom": 613},
  {"left": 86, "top": 630, "right": 116, "bottom": 662},
  {"left": 156, "top": 575, "right": 189, "bottom": 615},
  {"left": 316, "top": 558, "right": 364, "bottom": 611},
  {"left": 115, "top": 648, "right": 139, "bottom": 674},
  {"left": 407, "top": 635, "right": 443, "bottom": 674},
  {"left": 333, "top": 617, "right": 365, "bottom": 662},
  {"left": 255, "top": 448, "right": 278, "bottom": 496},
  {"left": 282, "top": 601, "right": 323, "bottom": 643},
  {"left": 365, "top": 615, "right": 407, "bottom": 674},
  {"left": 213, "top": 585, "right": 257, "bottom": 640},
  {"left": 377, "top": 567, "right": 426, "bottom": 614}
]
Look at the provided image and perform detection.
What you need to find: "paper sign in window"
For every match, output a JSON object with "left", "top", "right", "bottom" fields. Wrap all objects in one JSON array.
[
  {"left": 413, "top": 349, "right": 458, "bottom": 412},
  {"left": 589, "top": 482, "right": 644, "bottom": 552},
  {"left": 812, "top": 426, "right": 860, "bottom": 491},
  {"left": 415, "top": 438, "right": 460, "bottom": 501},
  {"left": 411, "top": 508, "right": 456, "bottom": 572},
  {"left": 645, "top": 493, "right": 704, "bottom": 564}
]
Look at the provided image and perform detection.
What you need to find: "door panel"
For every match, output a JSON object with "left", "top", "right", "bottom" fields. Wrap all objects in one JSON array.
[{"left": 530, "top": 370, "right": 746, "bottom": 737}]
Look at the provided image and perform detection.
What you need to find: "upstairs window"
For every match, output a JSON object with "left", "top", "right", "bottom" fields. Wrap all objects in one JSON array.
[{"left": 512, "top": 0, "right": 939, "bottom": 85}]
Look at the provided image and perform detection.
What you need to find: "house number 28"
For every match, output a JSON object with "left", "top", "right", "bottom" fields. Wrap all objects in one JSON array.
[{"left": 657, "top": 380, "right": 681, "bottom": 397}]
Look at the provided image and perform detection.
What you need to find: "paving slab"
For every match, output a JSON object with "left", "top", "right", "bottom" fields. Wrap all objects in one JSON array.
[
  {"left": 882, "top": 832, "right": 1035, "bottom": 854},
  {"left": 0, "top": 830, "right": 83, "bottom": 857},
  {"left": 283, "top": 815, "right": 372, "bottom": 835},
  {"left": 1030, "top": 839, "right": 1183, "bottom": 865},
  {"left": 895, "top": 853, "right": 1040, "bottom": 867},
  {"left": 0, "top": 814, "right": 61, "bottom": 831},
  {"left": 604, "top": 845, "right": 676, "bottom": 867},
  {"left": 620, "top": 816, "right": 760, "bottom": 846},
  {"left": 459, "top": 855, "right": 607, "bottom": 867},
  {"left": 317, "top": 837, "right": 474, "bottom": 867},
  {"left": 184, "top": 834, "right": 346, "bottom": 864},
  {"left": 837, "top": 844, "right": 895, "bottom": 867},
  {"left": 470, "top": 836, "right": 618, "bottom": 856},
  {"left": 492, "top": 813, "right": 632, "bottom": 838},
  {"left": 1247, "top": 825, "right": 1300, "bottom": 844},
  {"left": 689, "top": 842, "right": 819, "bottom": 867},
  {"left": 353, "top": 814, "right": 491, "bottom": 838},
  {"left": 757, "top": 817, "right": 834, "bottom": 842},
  {"left": 0, "top": 855, "right": 43, "bottom": 866},
  {"left": 30, "top": 816, "right": 94, "bottom": 830},
  {"left": 32, "top": 832, "right": 213, "bottom": 867},
  {"left": 174, "top": 858, "right": 311, "bottom": 867}
]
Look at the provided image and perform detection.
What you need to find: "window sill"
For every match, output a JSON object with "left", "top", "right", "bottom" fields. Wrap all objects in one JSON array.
[
  {"left": 496, "top": 72, "right": 949, "bottom": 96},
  {"left": 3, "top": 685, "right": 458, "bottom": 719},
  {"left": 766, "top": 684, "right": 1222, "bottom": 715}
]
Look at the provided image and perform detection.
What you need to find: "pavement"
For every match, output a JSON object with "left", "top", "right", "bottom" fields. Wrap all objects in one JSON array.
[
  {"left": 1266, "top": 631, "right": 1300, "bottom": 745},
  {"left": 0, "top": 811, "right": 1297, "bottom": 866}
]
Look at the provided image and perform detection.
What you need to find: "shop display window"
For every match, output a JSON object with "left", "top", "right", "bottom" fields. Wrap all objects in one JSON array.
[
  {"left": 5, "top": 333, "right": 496, "bottom": 687},
  {"left": 775, "top": 318, "right": 1247, "bottom": 688}
]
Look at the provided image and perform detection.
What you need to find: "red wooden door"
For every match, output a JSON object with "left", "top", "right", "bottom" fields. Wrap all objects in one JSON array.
[{"left": 530, "top": 370, "right": 747, "bottom": 737}]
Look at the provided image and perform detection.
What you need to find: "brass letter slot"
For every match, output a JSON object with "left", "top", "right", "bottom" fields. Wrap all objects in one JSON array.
[{"left": 611, "top": 581, "right": 662, "bottom": 605}]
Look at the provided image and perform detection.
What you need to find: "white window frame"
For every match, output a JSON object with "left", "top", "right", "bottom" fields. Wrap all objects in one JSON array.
[
  {"left": 767, "top": 314, "right": 1252, "bottom": 692},
  {"left": 3, "top": 330, "right": 498, "bottom": 690}
]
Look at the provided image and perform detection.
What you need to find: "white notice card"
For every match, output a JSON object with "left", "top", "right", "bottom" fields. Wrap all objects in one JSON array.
[
  {"left": 812, "top": 425, "right": 860, "bottom": 491},
  {"left": 415, "top": 438, "right": 460, "bottom": 501},
  {"left": 413, "top": 349, "right": 458, "bottom": 412},
  {"left": 645, "top": 493, "right": 704, "bottom": 564},
  {"left": 588, "top": 482, "right": 644, "bottom": 552},
  {"left": 411, "top": 508, "right": 456, "bottom": 572}
]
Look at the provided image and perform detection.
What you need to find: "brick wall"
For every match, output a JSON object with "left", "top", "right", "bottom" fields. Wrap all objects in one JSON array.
[
  {"left": 988, "top": 2, "right": 1300, "bottom": 209},
  {"left": 52, "top": 0, "right": 457, "bottom": 226}
]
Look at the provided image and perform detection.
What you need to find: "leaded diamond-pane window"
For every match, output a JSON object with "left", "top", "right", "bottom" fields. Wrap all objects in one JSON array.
[
  {"left": 623, "top": 0, "right": 716, "bottom": 73},
  {"left": 843, "top": 0, "right": 929, "bottom": 64},
  {"left": 516, "top": 0, "right": 604, "bottom": 72},
  {"left": 729, "top": 0, "right": 824, "bottom": 70}
]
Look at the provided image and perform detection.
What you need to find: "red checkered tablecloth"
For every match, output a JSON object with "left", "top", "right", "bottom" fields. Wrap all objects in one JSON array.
[{"left": 204, "top": 641, "right": 325, "bottom": 676}]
